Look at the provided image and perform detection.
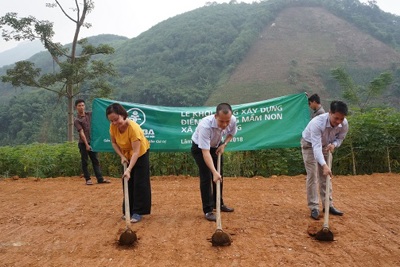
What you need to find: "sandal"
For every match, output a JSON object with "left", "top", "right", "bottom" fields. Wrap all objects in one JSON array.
[{"left": 130, "top": 214, "right": 142, "bottom": 223}]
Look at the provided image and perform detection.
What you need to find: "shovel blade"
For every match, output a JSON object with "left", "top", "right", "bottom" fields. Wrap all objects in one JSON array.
[
  {"left": 211, "top": 229, "right": 232, "bottom": 246},
  {"left": 315, "top": 227, "right": 334, "bottom": 242},
  {"left": 119, "top": 228, "right": 137, "bottom": 246}
]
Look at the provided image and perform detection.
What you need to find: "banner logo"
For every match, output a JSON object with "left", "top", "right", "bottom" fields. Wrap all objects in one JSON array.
[{"left": 127, "top": 108, "right": 146, "bottom": 126}]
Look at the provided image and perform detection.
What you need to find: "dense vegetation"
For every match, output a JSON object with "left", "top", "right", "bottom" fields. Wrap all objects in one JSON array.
[
  {"left": 1, "top": 107, "right": 399, "bottom": 178},
  {"left": 1, "top": 0, "right": 400, "bottom": 177}
]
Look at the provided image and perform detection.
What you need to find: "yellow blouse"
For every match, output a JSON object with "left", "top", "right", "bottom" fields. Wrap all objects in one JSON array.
[{"left": 109, "top": 119, "right": 150, "bottom": 159}]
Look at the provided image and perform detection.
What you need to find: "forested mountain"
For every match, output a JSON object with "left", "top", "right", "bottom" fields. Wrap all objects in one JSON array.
[
  {"left": 0, "top": 34, "right": 128, "bottom": 105},
  {"left": 1, "top": 0, "right": 400, "bottom": 145}
]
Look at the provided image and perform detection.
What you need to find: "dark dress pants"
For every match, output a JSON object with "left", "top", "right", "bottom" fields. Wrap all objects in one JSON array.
[{"left": 191, "top": 143, "right": 224, "bottom": 214}]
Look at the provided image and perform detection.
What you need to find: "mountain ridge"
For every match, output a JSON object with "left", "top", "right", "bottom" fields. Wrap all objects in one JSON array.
[
  {"left": 208, "top": 6, "right": 400, "bottom": 107},
  {"left": 0, "top": 40, "right": 45, "bottom": 67}
]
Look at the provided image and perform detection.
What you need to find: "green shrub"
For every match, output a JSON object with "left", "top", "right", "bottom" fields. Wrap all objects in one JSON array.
[{"left": 1, "top": 108, "right": 400, "bottom": 178}]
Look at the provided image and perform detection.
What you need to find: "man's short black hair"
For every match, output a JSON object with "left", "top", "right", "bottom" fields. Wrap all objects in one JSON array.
[
  {"left": 75, "top": 99, "right": 85, "bottom": 107},
  {"left": 308, "top": 94, "right": 321, "bottom": 104},
  {"left": 330, "top": 101, "right": 348, "bottom": 116},
  {"left": 216, "top": 103, "right": 232, "bottom": 115}
]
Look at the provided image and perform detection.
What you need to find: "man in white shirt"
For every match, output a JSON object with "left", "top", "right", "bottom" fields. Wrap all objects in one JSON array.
[
  {"left": 301, "top": 101, "right": 349, "bottom": 220},
  {"left": 191, "top": 103, "right": 237, "bottom": 221}
]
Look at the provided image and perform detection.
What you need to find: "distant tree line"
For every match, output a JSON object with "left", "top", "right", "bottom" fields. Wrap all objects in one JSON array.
[{"left": 1, "top": 107, "right": 400, "bottom": 178}]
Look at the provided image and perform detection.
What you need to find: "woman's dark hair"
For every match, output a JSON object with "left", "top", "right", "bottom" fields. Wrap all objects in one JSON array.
[
  {"left": 106, "top": 103, "right": 128, "bottom": 119},
  {"left": 330, "top": 101, "right": 348, "bottom": 116}
]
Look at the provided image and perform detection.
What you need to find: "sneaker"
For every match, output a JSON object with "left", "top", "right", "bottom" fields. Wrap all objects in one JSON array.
[
  {"left": 205, "top": 212, "right": 216, "bottom": 222},
  {"left": 98, "top": 179, "right": 111, "bottom": 184},
  {"left": 86, "top": 179, "right": 93, "bottom": 185},
  {"left": 130, "top": 214, "right": 142, "bottom": 223}
]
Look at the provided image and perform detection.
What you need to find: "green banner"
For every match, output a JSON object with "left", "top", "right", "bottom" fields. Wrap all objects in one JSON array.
[{"left": 91, "top": 93, "right": 309, "bottom": 152}]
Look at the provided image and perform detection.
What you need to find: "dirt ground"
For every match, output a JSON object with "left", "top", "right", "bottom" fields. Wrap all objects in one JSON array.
[{"left": 1, "top": 173, "right": 399, "bottom": 267}]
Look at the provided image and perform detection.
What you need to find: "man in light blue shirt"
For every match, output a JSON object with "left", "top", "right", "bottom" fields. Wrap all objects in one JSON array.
[
  {"left": 301, "top": 101, "right": 349, "bottom": 220},
  {"left": 191, "top": 103, "right": 237, "bottom": 222}
]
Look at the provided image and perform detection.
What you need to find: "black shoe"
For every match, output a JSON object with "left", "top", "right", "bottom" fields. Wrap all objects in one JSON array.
[
  {"left": 205, "top": 212, "right": 216, "bottom": 221},
  {"left": 98, "top": 179, "right": 111, "bottom": 184},
  {"left": 324, "top": 206, "right": 344, "bottom": 216},
  {"left": 311, "top": 209, "right": 320, "bottom": 220},
  {"left": 220, "top": 205, "right": 234, "bottom": 212}
]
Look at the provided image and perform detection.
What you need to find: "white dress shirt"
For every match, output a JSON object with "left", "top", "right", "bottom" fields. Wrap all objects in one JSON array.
[
  {"left": 302, "top": 112, "right": 348, "bottom": 166},
  {"left": 192, "top": 114, "right": 237, "bottom": 149}
]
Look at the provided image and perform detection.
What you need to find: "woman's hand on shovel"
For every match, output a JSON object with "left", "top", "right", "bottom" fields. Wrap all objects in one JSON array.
[
  {"left": 120, "top": 157, "right": 128, "bottom": 165},
  {"left": 123, "top": 168, "right": 131, "bottom": 180},
  {"left": 121, "top": 158, "right": 131, "bottom": 180}
]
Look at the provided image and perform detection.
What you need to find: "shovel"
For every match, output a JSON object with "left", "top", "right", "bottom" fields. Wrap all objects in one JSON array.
[
  {"left": 211, "top": 153, "right": 232, "bottom": 246},
  {"left": 119, "top": 162, "right": 137, "bottom": 246},
  {"left": 315, "top": 151, "right": 334, "bottom": 242}
]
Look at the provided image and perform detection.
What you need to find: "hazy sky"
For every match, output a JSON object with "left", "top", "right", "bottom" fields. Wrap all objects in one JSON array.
[{"left": 0, "top": 0, "right": 399, "bottom": 53}]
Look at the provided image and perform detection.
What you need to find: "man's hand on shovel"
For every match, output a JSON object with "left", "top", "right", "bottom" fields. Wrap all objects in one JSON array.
[{"left": 213, "top": 170, "right": 222, "bottom": 182}]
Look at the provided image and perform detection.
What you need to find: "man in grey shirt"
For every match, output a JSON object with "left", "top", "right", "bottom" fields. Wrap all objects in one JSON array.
[
  {"left": 308, "top": 93, "right": 325, "bottom": 118},
  {"left": 301, "top": 101, "right": 348, "bottom": 220}
]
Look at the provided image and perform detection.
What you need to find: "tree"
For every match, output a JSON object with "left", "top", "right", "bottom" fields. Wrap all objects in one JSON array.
[
  {"left": 0, "top": 0, "right": 116, "bottom": 141},
  {"left": 331, "top": 67, "right": 393, "bottom": 112}
]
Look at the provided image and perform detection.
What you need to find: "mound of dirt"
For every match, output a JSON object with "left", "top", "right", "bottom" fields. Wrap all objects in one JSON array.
[{"left": 0, "top": 173, "right": 399, "bottom": 266}]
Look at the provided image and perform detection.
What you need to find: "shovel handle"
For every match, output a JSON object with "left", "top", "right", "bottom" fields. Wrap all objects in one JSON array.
[
  {"left": 123, "top": 162, "right": 131, "bottom": 227},
  {"left": 216, "top": 153, "right": 222, "bottom": 230},
  {"left": 323, "top": 151, "right": 332, "bottom": 228}
]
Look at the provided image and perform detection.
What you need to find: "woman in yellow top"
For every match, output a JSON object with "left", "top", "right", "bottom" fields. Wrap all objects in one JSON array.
[{"left": 106, "top": 103, "right": 151, "bottom": 223}]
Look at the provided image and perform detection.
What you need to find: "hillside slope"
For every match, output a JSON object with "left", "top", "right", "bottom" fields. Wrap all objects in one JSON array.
[{"left": 208, "top": 7, "right": 400, "bottom": 106}]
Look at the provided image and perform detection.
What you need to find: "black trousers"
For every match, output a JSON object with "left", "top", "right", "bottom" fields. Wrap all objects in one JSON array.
[
  {"left": 191, "top": 143, "right": 224, "bottom": 214},
  {"left": 78, "top": 142, "right": 103, "bottom": 182},
  {"left": 122, "top": 150, "right": 152, "bottom": 215}
]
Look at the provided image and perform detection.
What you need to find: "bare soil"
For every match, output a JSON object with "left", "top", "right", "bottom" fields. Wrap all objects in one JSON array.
[{"left": 1, "top": 173, "right": 399, "bottom": 267}]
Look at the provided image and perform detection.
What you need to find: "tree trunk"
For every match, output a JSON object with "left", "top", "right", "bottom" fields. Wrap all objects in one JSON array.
[{"left": 67, "top": 86, "right": 74, "bottom": 142}]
